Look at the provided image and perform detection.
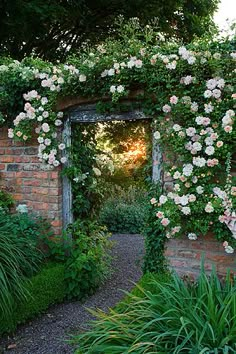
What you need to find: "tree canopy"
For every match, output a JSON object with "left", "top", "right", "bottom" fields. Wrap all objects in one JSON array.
[{"left": 0, "top": 0, "right": 219, "bottom": 61}]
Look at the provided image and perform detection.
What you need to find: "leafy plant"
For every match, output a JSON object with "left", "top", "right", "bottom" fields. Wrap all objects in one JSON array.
[
  {"left": 73, "top": 268, "right": 236, "bottom": 353},
  {"left": 64, "top": 221, "right": 112, "bottom": 300},
  {"left": 0, "top": 188, "right": 14, "bottom": 210}
]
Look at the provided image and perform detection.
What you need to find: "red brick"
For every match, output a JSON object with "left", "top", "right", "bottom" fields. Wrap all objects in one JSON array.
[
  {"left": 0, "top": 140, "right": 12, "bottom": 147},
  {"left": 1, "top": 171, "right": 16, "bottom": 178},
  {"left": 33, "top": 172, "right": 49, "bottom": 179},
  {"left": 0, "top": 164, "right": 5, "bottom": 170},
  {"left": 31, "top": 202, "right": 50, "bottom": 211},
  {"left": 51, "top": 219, "right": 63, "bottom": 227},
  {"left": 1, "top": 156, "right": 15, "bottom": 163},
  {"left": 48, "top": 188, "right": 61, "bottom": 196},
  {"left": 15, "top": 171, "right": 31, "bottom": 178},
  {"left": 14, "top": 156, "right": 31, "bottom": 163},
  {"left": 31, "top": 187, "right": 49, "bottom": 195},
  {"left": 50, "top": 171, "right": 60, "bottom": 179},
  {"left": 169, "top": 260, "right": 188, "bottom": 268},
  {"left": 14, "top": 194, "right": 24, "bottom": 200},
  {"left": 23, "top": 179, "right": 41, "bottom": 186},
  {"left": 164, "top": 249, "right": 175, "bottom": 257}
]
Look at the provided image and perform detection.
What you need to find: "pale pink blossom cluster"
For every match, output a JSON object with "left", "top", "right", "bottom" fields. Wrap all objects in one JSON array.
[
  {"left": 204, "top": 77, "right": 224, "bottom": 99},
  {"left": 178, "top": 46, "right": 196, "bottom": 65},
  {"left": 157, "top": 72, "right": 234, "bottom": 251},
  {"left": 169, "top": 95, "right": 178, "bottom": 104},
  {"left": 180, "top": 75, "right": 195, "bottom": 85},
  {"left": 110, "top": 85, "right": 125, "bottom": 93},
  {"left": 127, "top": 57, "right": 143, "bottom": 69},
  {"left": 150, "top": 53, "right": 178, "bottom": 69},
  {"left": 221, "top": 109, "right": 234, "bottom": 133}
]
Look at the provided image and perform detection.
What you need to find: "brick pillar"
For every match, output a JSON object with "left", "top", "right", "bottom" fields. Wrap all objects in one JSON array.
[{"left": 0, "top": 127, "right": 62, "bottom": 235}]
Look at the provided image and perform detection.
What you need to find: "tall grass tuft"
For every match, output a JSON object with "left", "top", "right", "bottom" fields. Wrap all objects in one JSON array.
[
  {"left": 73, "top": 270, "right": 236, "bottom": 353},
  {"left": 0, "top": 211, "right": 43, "bottom": 322}
]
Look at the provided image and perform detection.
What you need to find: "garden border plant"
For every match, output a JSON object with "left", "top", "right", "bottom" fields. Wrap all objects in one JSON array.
[{"left": 0, "top": 20, "right": 235, "bottom": 262}]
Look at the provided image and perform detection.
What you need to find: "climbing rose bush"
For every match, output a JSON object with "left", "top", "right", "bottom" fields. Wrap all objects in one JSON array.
[
  {"left": 0, "top": 25, "right": 235, "bottom": 251},
  {"left": 152, "top": 86, "right": 235, "bottom": 252}
]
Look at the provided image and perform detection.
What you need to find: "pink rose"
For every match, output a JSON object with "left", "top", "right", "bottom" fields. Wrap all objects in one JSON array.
[
  {"left": 224, "top": 125, "right": 232, "bottom": 133},
  {"left": 156, "top": 211, "right": 164, "bottom": 218},
  {"left": 170, "top": 95, "right": 178, "bottom": 104},
  {"left": 150, "top": 198, "right": 157, "bottom": 205},
  {"left": 216, "top": 141, "right": 223, "bottom": 148},
  {"left": 161, "top": 218, "right": 170, "bottom": 226}
]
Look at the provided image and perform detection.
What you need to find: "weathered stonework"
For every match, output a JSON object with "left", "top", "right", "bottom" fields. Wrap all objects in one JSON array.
[{"left": 165, "top": 233, "right": 236, "bottom": 278}]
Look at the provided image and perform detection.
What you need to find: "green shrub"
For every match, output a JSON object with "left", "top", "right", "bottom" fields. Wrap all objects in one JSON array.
[
  {"left": 0, "top": 210, "right": 44, "bottom": 325},
  {"left": 143, "top": 183, "right": 167, "bottom": 273},
  {"left": 0, "top": 263, "right": 65, "bottom": 334},
  {"left": 64, "top": 221, "right": 112, "bottom": 300},
  {"left": 0, "top": 188, "right": 14, "bottom": 210},
  {"left": 99, "top": 186, "right": 149, "bottom": 234},
  {"left": 73, "top": 269, "right": 236, "bottom": 353}
]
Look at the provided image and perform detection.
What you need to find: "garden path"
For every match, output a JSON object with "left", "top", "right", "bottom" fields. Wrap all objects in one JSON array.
[{"left": 0, "top": 234, "right": 144, "bottom": 354}]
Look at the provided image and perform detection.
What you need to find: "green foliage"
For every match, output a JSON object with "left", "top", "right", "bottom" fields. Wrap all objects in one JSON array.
[
  {"left": 63, "top": 123, "right": 103, "bottom": 221},
  {"left": 0, "top": 210, "right": 44, "bottom": 325},
  {"left": 143, "top": 185, "right": 167, "bottom": 273},
  {"left": 64, "top": 221, "right": 112, "bottom": 300},
  {"left": 0, "top": 188, "right": 14, "bottom": 210},
  {"left": 0, "top": 2, "right": 219, "bottom": 61},
  {"left": 0, "top": 263, "right": 65, "bottom": 334},
  {"left": 99, "top": 186, "right": 149, "bottom": 234},
  {"left": 73, "top": 269, "right": 236, "bottom": 353}
]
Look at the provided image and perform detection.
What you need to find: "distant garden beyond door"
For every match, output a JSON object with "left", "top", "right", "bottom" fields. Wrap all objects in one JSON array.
[{"left": 67, "top": 118, "right": 152, "bottom": 234}]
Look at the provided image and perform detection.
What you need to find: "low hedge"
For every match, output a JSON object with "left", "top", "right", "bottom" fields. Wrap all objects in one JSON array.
[{"left": 0, "top": 263, "right": 66, "bottom": 334}]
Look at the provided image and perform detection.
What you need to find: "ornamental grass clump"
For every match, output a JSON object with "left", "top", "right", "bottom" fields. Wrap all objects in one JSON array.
[
  {"left": 0, "top": 210, "right": 44, "bottom": 323},
  {"left": 73, "top": 270, "right": 236, "bottom": 353}
]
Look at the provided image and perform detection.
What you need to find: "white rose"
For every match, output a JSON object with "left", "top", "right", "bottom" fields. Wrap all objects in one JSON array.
[
  {"left": 196, "top": 186, "right": 204, "bottom": 194},
  {"left": 117, "top": 85, "right": 124, "bottom": 93},
  {"left": 79, "top": 74, "right": 86, "bottom": 82},
  {"left": 173, "top": 124, "right": 182, "bottom": 132},
  {"left": 205, "top": 146, "right": 215, "bottom": 156},
  {"left": 153, "top": 131, "right": 161, "bottom": 140},
  {"left": 42, "top": 123, "right": 50, "bottom": 133},
  {"left": 205, "top": 202, "right": 214, "bottom": 213},
  {"left": 110, "top": 85, "right": 116, "bottom": 93},
  {"left": 188, "top": 233, "right": 197, "bottom": 240},
  {"left": 179, "top": 195, "right": 189, "bottom": 206},
  {"left": 181, "top": 207, "right": 191, "bottom": 215},
  {"left": 159, "top": 195, "right": 168, "bottom": 205}
]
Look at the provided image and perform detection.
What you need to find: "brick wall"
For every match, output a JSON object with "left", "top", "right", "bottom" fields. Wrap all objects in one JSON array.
[
  {"left": 0, "top": 127, "right": 62, "bottom": 235},
  {"left": 165, "top": 233, "right": 236, "bottom": 278}
]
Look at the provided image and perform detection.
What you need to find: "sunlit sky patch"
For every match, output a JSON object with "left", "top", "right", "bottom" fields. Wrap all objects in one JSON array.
[{"left": 214, "top": 0, "right": 236, "bottom": 31}]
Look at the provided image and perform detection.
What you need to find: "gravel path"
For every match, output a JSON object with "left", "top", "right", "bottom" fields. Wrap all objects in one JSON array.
[{"left": 0, "top": 234, "right": 144, "bottom": 354}]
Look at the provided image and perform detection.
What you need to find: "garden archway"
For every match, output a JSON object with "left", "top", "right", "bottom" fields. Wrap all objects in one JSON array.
[{"left": 59, "top": 97, "right": 163, "bottom": 228}]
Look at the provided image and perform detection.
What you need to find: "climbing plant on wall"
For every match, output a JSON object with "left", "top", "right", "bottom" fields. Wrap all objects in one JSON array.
[
  {"left": 62, "top": 123, "right": 105, "bottom": 221},
  {"left": 0, "top": 21, "right": 235, "bottom": 257}
]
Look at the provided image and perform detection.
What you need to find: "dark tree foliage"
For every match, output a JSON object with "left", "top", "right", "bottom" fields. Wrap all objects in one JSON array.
[{"left": 0, "top": 0, "right": 219, "bottom": 61}]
